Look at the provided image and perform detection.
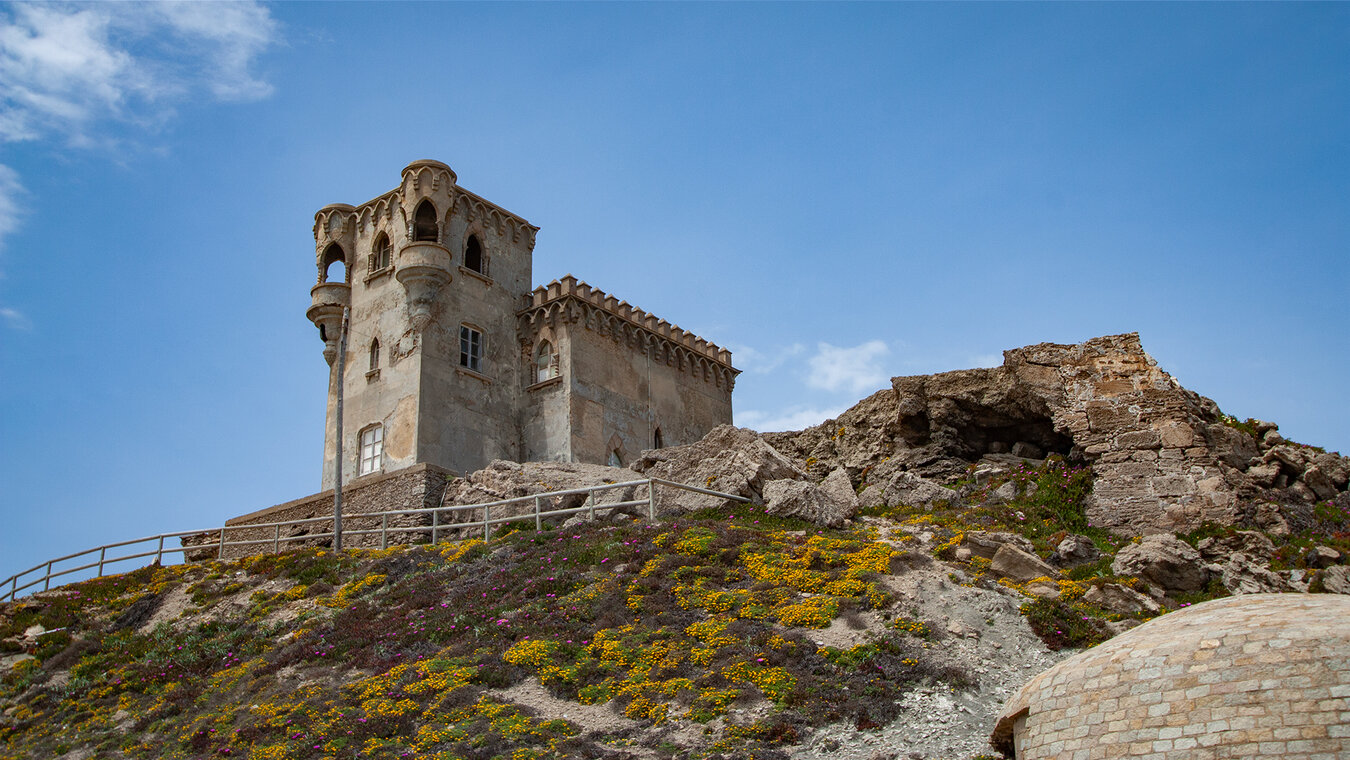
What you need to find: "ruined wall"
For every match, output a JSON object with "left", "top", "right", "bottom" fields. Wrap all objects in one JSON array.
[{"left": 185, "top": 463, "right": 453, "bottom": 560}]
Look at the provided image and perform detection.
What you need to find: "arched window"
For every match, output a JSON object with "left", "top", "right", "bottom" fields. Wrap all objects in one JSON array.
[
  {"left": 413, "top": 200, "right": 438, "bottom": 242},
  {"left": 607, "top": 449, "right": 622, "bottom": 468},
  {"left": 320, "top": 243, "right": 347, "bottom": 283},
  {"left": 369, "top": 338, "right": 380, "bottom": 372},
  {"left": 534, "top": 340, "right": 557, "bottom": 383},
  {"left": 464, "top": 234, "right": 484, "bottom": 273},
  {"left": 359, "top": 424, "right": 384, "bottom": 475},
  {"left": 370, "top": 233, "right": 392, "bottom": 272},
  {"left": 654, "top": 428, "right": 664, "bottom": 449}
]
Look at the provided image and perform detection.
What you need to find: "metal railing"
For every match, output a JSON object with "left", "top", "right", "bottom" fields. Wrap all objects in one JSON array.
[{"left": 2, "top": 477, "right": 749, "bottom": 602}]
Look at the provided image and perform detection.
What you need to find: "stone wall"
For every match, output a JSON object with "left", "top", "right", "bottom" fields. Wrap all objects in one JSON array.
[
  {"left": 183, "top": 463, "right": 453, "bottom": 561},
  {"left": 517, "top": 276, "right": 737, "bottom": 468},
  {"left": 991, "top": 594, "right": 1350, "bottom": 759}
]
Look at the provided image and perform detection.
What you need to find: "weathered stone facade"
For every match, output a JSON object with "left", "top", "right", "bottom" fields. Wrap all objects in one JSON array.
[
  {"left": 991, "top": 594, "right": 1350, "bottom": 759},
  {"left": 517, "top": 276, "right": 735, "bottom": 465},
  {"left": 305, "top": 160, "right": 737, "bottom": 486}
]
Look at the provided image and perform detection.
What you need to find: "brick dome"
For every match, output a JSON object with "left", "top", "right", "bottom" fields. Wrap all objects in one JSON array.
[{"left": 991, "top": 593, "right": 1350, "bottom": 759}]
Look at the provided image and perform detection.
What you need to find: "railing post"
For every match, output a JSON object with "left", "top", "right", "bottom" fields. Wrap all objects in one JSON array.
[
  {"left": 44, "top": 561, "right": 52, "bottom": 591},
  {"left": 155, "top": 536, "right": 165, "bottom": 566},
  {"left": 381, "top": 514, "right": 389, "bottom": 550},
  {"left": 432, "top": 509, "right": 439, "bottom": 545},
  {"left": 484, "top": 504, "right": 491, "bottom": 541},
  {"left": 588, "top": 492, "right": 595, "bottom": 522},
  {"left": 217, "top": 527, "right": 226, "bottom": 560},
  {"left": 9, "top": 575, "right": 15, "bottom": 602},
  {"left": 98, "top": 546, "right": 107, "bottom": 577},
  {"left": 535, "top": 495, "right": 542, "bottom": 532},
  {"left": 274, "top": 525, "right": 281, "bottom": 554},
  {"left": 648, "top": 480, "right": 656, "bottom": 520}
]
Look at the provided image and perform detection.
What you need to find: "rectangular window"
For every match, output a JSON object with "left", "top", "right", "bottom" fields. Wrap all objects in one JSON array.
[
  {"left": 359, "top": 425, "right": 383, "bottom": 475},
  {"left": 460, "top": 326, "right": 483, "bottom": 373}
]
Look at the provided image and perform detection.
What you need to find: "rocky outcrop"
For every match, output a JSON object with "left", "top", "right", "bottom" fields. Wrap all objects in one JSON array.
[
  {"left": 990, "top": 544, "right": 1060, "bottom": 583},
  {"left": 1195, "top": 531, "right": 1276, "bottom": 564},
  {"left": 631, "top": 425, "right": 809, "bottom": 514},
  {"left": 960, "top": 531, "right": 1035, "bottom": 561},
  {"left": 1051, "top": 534, "right": 1101, "bottom": 568},
  {"left": 768, "top": 333, "right": 1350, "bottom": 535},
  {"left": 1307, "top": 545, "right": 1343, "bottom": 569},
  {"left": 1111, "top": 534, "right": 1210, "bottom": 594},
  {"left": 1220, "top": 553, "right": 1295, "bottom": 595},
  {"left": 874, "top": 470, "right": 960, "bottom": 508},
  {"left": 435, "top": 459, "right": 643, "bottom": 533},
  {"left": 764, "top": 389, "right": 900, "bottom": 480},
  {"left": 1318, "top": 566, "right": 1350, "bottom": 594},
  {"left": 1081, "top": 583, "right": 1161, "bottom": 615},
  {"left": 761, "top": 469, "right": 858, "bottom": 527},
  {"left": 441, "top": 460, "right": 640, "bottom": 509}
]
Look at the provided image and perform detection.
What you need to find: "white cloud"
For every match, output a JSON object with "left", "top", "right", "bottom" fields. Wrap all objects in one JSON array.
[
  {"left": 148, "top": 2, "right": 278, "bottom": 101},
  {"left": 736, "top": 405, "right": 849, "bottom": 434},
  {"left": 0, "top": 1, "right": 279, "bottom": 144},
  {"left": 806, "top": 339, "right": 891, "bottom": 394},
  {"left": 0, "top": 305, "right": 30, "bottom": 330},
  {"left": 0, "top": 164, "right": 22, "bottom": 241},
  {"left": 725, "top": 341, "right": 805, "bottom": 374}
]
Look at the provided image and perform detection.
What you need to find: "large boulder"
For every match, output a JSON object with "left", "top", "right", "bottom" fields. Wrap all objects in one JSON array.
[
  {"left": 1082, "top": 583, "right": 1160, "bottom": 615},
  {"left": 1051, "top": 534, "right": 1101, "bottom": 568},
  {"left": 877, "top": 470, "right": 959, "bottom": 508},
  {"left": 962, "top": 531, "right": 1036, "bottom": 561},
  {"left": 1219, "top": 553, "right": 1294, "bottom": 595},
  {"left": 762, "top": 469, "right": 858, "bottom": 527},
  {"left": 442, "top": 459, "right": 638, "bottom": 506},
  {"left": 1316, "top": 566, "right": 1350, "bottom": 595},
  {"left": 1111, "top": 534, "right": 1210, "bottom": 594},
  {"left": 1306, "top": 545, "right": 1343, "bottom": 569},
  {"left": 1195, "top": 531, "right": 1276, "bottom": 564},
  {"left": 990, "top": 544, "right": 1060, "bottom": 583},
  {"left": 439, "top": 460, "right": 642, "bottom": 530},
  {"left": 632, "top": 425, "right": 808, "bottom": 513}
]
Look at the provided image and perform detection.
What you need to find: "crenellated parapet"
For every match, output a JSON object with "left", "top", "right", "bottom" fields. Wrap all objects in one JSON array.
[
  {"left": 311, "top": 162, "right": 539, "bottom": 252},
  {"left": 518, "top": 275, "right": 739, "bottom": 390}
]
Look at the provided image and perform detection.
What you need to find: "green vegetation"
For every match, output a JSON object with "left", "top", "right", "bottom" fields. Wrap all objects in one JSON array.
[
  {"left": 5, "top": 457, "right": 1346, "bottom": 758},
  {"left": 0, "top": 513, "right": 971, "bottom": 760}
]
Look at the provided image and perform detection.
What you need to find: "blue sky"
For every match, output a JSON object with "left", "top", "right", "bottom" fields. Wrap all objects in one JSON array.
[{"left": 0, "top": 2, "right": 1346, "bottom": 579}]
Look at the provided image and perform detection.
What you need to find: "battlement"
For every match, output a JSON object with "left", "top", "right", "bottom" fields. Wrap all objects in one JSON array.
[
  {"left": 312, "top": 160, "right": 539, "bottom": 250},
  {"left": 520, "top": 275, "right": 736, "bottom": 369}
]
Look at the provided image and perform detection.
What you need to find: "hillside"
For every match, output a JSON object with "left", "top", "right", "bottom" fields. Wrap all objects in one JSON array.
[
  {"left": 4, "top": 455, "right": 1348, "bottom": 760},
  {"left": 5, "top": 332, "right": 1350, "bottom": 760}
]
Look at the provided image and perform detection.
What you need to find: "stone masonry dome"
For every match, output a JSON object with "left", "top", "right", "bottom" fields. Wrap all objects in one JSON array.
[{"left": 991, "top": 593, "right": 1350, "bottom": 759}]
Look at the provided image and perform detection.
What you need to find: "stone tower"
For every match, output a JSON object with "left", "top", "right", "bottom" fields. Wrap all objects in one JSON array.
[{"left": 305, "top": 160, "right": 737, "bottom": 489}]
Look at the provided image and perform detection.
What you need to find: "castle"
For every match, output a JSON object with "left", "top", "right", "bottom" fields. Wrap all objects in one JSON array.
[{"left": 304, "top": 160, "right": 737, "bottom": 491}]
